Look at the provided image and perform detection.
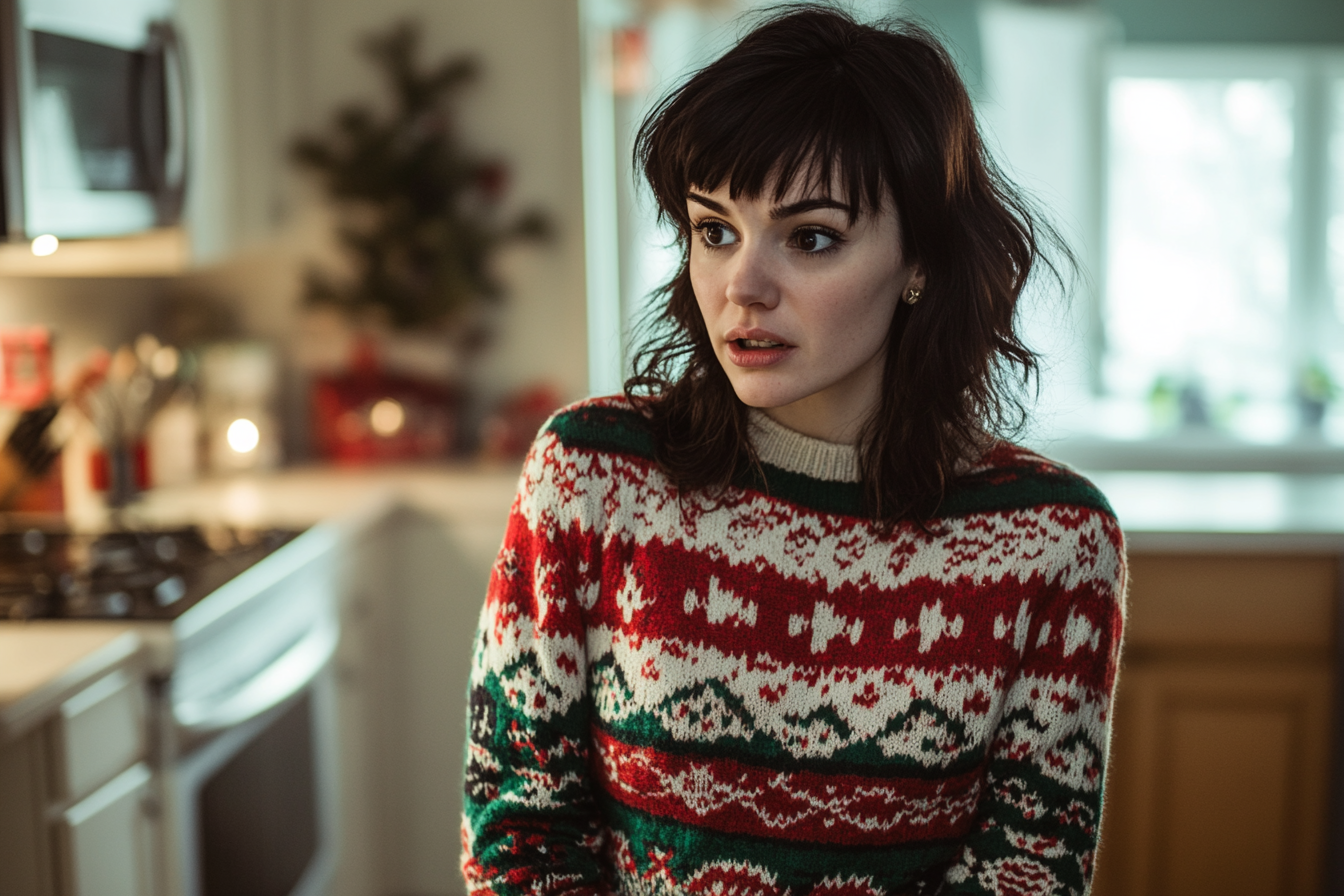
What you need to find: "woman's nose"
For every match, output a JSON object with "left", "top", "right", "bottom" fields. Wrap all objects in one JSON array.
[{"left": 723, "top": 241, "right": 781, "bottom": 309}]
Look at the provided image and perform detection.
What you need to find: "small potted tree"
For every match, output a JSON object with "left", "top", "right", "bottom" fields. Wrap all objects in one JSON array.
[{"left": 291, "top": 20, "right": 549, "bottom": 463}]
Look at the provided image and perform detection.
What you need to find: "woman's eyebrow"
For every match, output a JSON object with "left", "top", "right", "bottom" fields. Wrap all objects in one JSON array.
[
  {"left": 686, "top": 192, "right": 727, "bottom": 213},
  {"left": 686, "top": 192, "right": 852, "bottom": 219},
  {"left": 770, "top": 197, "right": 851, "bottom": 220}
]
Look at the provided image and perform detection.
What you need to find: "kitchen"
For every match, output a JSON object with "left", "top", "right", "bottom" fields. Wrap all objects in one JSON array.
[
  {"left": 0, "top": 1, "right": 1343, "bottom": 896},
  {"left": 0, "top": 2, "right": 578, "bottom": 895}
]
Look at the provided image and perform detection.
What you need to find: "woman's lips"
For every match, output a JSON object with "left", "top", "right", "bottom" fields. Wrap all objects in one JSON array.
[{"left": 725, "top": 337, "right": 795, "bottom": 368}]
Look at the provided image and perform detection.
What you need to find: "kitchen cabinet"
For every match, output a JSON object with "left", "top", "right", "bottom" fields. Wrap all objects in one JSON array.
[
  {"left": 297, "top": 484, "right": 513, "bottom": 896},
  {"left": 1092, "top": 553, "right": 1339, "bottom": 896},
  {"left": 0, "top": 666, "right": 156, "bottom": 896},
  {"left": 56, "top": 763, "right": 156, "bottom": 896}
]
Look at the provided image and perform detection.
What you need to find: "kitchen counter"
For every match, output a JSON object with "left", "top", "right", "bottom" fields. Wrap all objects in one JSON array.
[
  {"left": 0, "top": 623, "right": 143, "bottom": 741},
  {"left": 102, "top": 464, "right": 520, "bottom": 556}
]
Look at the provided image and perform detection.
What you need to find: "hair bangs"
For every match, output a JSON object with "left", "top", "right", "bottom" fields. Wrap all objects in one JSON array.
[{"left": 645, "top": 61, "right": 888, "bottom": 229}]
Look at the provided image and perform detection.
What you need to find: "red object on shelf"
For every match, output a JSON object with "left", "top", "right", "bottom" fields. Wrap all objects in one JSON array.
[
  {"left": 311, "top": 371, "right": 461, "bottom": 465},
  {"left": 90, "top": 442, "right": 150, "bottom": 492},
  {"left": 0, "top": 327, "right": 53, "bottom": 409}
]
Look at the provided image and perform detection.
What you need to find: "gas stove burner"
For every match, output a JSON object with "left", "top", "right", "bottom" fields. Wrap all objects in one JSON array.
[{"left": 0, "top": 525, "right": 301, "bottom": 620}]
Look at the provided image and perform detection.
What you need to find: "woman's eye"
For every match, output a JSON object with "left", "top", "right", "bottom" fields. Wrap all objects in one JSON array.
[
  {"left": 699, "top": 222, "right": 737, "bottom": 247},
  {"left": 794, "top": 229, "right": 837, "bottom": 253}
]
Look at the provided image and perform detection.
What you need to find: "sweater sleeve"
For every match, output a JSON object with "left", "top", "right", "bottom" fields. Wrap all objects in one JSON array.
[
  {"left": 941, "top": 510, "right": 1127, "bottom": 896},
  {"left": 462, "top": 432, "right": 607, "bottom": 896}
]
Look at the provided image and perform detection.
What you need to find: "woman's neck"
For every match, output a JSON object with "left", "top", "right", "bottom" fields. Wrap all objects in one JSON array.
[{"left": 759, "top": 400, "right": 869, "bottom": 445}]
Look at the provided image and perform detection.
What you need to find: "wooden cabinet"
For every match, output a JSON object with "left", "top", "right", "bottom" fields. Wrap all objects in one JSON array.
[
  {"left": 0, "top": 670, "right": 156, "bottom": 896},
  {"left": 1092, "top": 553, "right": 1339, "bottom": 896}
]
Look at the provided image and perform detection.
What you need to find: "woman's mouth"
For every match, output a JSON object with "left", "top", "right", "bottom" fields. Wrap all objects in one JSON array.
[{"left": 726, "top": 338, "right": 794, "bottom": 368}]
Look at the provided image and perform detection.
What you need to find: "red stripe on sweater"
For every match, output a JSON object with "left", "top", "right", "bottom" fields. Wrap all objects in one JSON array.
[
  {"left": 590, "top": 728, "right": 983, "bottom": 845},
  {"left": 568, "top": 534, "right": 1117, "bottom": 677}
]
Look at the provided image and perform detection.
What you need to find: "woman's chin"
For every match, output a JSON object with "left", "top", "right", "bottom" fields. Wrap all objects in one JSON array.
[{"left": 727, "top": 383, "right": 804, "bottom": 411}]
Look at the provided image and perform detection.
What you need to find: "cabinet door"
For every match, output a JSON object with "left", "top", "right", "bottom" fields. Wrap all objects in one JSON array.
[
  {"left": 54, "top": 763, "right": 156, "bottom": 896},
  {"left": 50, "top": 670, "right": 145, "bottom": 804},
  {"left": 1093, "top": 661, "right": 1333, "bottom": 896}
]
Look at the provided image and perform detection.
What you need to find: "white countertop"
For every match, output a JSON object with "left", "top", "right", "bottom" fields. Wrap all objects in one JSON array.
[
  {"left": 119, "top": 463, "right": 519, "bottom": 532},
  {"left": 121, "top": 464, "right": 1344, "bottom": 537},
  {"left": 0, "top": 623, "right": 143, "bottom": 741},
  {"left": 87, "top": 463, "right": 1344, "bottom": 555}
]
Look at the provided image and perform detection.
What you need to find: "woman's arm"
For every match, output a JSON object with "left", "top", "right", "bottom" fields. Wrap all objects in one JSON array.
[
  {"left": 941, "top": 514, "right": 1127, "bottom": 895},
  {"left": 462, "top": 435, "right": 607, "bottom": 896}
]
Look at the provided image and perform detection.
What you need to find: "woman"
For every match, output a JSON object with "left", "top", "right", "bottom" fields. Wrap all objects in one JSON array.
[{"left": 463, "top": 7, "right": 1125, "bottom": 896}]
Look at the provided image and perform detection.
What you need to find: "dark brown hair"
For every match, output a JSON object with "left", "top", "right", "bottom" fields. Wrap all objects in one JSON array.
[{"left": 626, "top": 4, "right": 1066, "bottom": 523}]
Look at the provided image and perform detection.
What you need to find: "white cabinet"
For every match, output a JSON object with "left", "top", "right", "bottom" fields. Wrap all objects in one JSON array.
[
  {"left": 55, "top": 763, "right": 156, "bottom": 896},
  {"left": 331, "top": 489, "right": 514, "bottom": 896},
  {"left": 174, "top": 0, "right": 305, "bottom": 266},
  {"left": 50, "top": 670, "right": 145, "bottom": 804},
  {"left": 0, "top": 667, "right": 155, "bottom": 896}
]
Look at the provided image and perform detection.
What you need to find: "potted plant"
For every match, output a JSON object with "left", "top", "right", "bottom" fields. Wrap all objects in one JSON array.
[
  {"left": 1297, "top": 358, "right": 1338, "bottom": 432},
  {"left": 291, "top": 20, "right": 550, "bottom": 462}
]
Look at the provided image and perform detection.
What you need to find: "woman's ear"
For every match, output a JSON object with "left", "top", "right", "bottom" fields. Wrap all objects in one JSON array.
[{"left": 900, "top": 267, "right": 927, "bottom": 306}]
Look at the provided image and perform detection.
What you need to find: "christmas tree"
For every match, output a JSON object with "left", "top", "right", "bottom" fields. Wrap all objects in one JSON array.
[{"left": 291, "top": 20, "right": 550, "bottom": 332}]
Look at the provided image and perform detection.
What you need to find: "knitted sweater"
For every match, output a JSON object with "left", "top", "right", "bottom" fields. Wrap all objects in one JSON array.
[{"left": 462, "top": 397, "right": 1125, "bottom": 896}]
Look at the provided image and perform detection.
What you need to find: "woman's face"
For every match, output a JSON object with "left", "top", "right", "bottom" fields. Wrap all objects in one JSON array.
[{"left": 688, "top": 176, "right": 923, "bottom": 444}]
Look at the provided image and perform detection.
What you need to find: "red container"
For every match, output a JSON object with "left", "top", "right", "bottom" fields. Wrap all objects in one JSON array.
[
  {"left": 0, "top": 327, "right": 52, "bottom": 409},
  {"left": 90, "top": 442, "right": 150, "bottom": 492},
  {"left": 311, "top": 372, "right": 460, "bottom": 465}
]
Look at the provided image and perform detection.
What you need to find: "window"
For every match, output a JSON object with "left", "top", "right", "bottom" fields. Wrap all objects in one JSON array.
[
  {"left": 1098, "top": 48, "right": 1344, "bottom": 443},
  {"left": 979, "top": 2, "right": 1344, "bottom": 450}
]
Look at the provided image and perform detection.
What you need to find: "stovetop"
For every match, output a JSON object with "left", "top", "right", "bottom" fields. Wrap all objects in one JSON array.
[{"left": 0, "top": 525, "right": 301, "bottom": 621}]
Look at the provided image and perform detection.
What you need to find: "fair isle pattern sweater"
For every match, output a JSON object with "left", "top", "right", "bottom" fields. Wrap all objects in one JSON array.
[{"left": 462, "top": 397, "right": 1125, "bottom": 896}]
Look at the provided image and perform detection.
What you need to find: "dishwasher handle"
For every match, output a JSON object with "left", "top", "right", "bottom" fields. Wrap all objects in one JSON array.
[{"left": 175, "top": 620, "right": 338, "bottom": 735}]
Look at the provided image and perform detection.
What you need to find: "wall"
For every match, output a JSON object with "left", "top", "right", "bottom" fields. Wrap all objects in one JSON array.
[
  {"left": 287, "top": 0, "right": 588, "bottom": 407},
  {"left": 0, "top": 279, "right": 169, "bottom": 379},
  {"left": 1101, "top": 0, "right": 1344, "bottom": 44},
  {"left": 904, "top": 0, "right": 1344, "bottom": 102}
]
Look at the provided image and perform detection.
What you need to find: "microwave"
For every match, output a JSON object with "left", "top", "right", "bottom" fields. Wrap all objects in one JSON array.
[{"left": 0, "top": 0, "right": 187, "bottom": 240}]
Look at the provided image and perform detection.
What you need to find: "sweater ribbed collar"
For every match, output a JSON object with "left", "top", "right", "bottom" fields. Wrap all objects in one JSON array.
[{"left": 747, "top": 409, "right": 861, "bottom": 483}]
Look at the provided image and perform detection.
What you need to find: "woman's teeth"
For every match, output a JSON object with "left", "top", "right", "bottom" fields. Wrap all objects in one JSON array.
[{"left": 738, "top": 339, "right": 785, "bottom": 349}]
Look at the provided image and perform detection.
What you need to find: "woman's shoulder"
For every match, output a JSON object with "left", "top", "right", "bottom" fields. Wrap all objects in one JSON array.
[
  {"left": 533, "top": 393, "right": 658, "bottom": 463},
  {"left": 945, "top": 440, "right": 1119, "bottom": 526},
  {"left": 946, "top": 442, "right": 1126, "bottom": 591}
]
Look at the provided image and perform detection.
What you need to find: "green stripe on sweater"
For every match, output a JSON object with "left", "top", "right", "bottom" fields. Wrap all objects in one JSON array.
[
  {"left": 548, "top": 404, "right": 1115, "bottom": 520},
  {"left": 591, "top": 659, "right": 992, "bottom": 779},
  {"left": 599, "top": 797, "right": 960, "bottom": 890}
]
